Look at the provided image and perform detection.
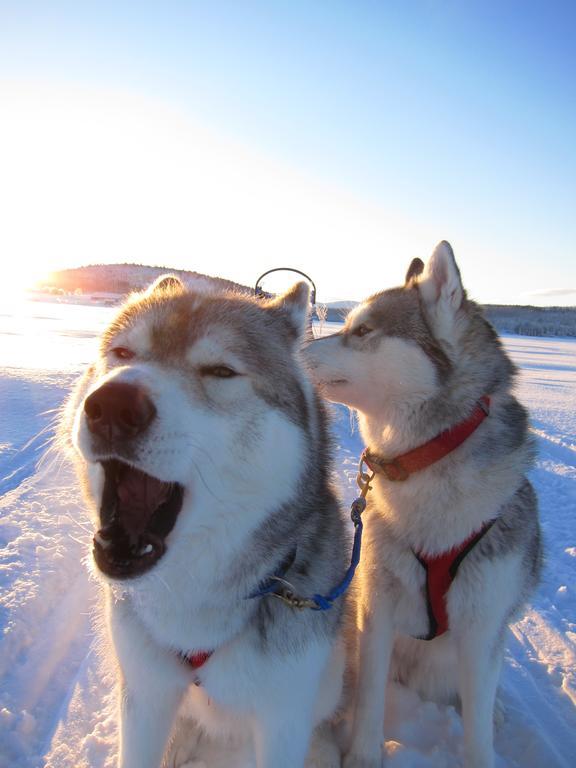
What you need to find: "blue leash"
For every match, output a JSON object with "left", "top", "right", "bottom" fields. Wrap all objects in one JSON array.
[{"left": 249, "top": 463, "right": 374, "bottom": 611}]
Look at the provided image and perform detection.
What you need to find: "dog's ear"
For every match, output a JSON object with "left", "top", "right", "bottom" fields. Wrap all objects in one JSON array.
[
  {"left": 146, "top": 274, "right": 185, "bottom": 295},
  {"left": 267, "top": 281, "right": 311, "bottom": 340},
  {"left": 405, "top": 257, "right": 425, "bottom": 286},
  {"left": 418, "top": 241, "right": 463, "bottom": 311}
]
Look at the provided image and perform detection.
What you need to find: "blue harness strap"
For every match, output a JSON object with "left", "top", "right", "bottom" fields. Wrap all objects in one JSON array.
[
  {"left": 248, "top": 467, "right": 372, "bottom": 611},
  {"left": 310, "top": 498, "right": 364, "bottom": 610}
]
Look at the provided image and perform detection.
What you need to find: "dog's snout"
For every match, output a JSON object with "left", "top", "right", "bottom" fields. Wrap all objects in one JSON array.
[{"left": 84, "top": 382, "right": 156, "bottom": 440}]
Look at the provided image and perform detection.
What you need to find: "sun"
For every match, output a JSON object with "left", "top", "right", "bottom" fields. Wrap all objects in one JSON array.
[{"left": 0, "top": 262, "right": 44, "bottom": 305}]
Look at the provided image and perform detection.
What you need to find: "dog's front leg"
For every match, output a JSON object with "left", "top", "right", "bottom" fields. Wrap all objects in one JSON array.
[
  {"left": 109, "top": 597, "right": 189, "bottom": 768},
  {"left": 252, "top": 642, "right": 334, "bottom": 768},
  {"left": 343, "top": 596, "right": 394, "bottom": 768},
  {"left": 457, "top": 629, "right": 503, "bottom": 768},
  {"left": 118, "top": 677, "right": 186, "bottom": 768},
  {"left": 254, "top": 712, "right": 315, "bottom": 768}
]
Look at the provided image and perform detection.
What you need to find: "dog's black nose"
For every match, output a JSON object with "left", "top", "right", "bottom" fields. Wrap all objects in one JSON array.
[{"left": 84, "top": 382, "right": 156, "bottom": 440}]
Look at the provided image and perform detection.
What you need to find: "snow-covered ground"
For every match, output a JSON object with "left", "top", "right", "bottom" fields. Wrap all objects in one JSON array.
[{"left": 0, "top": 301, "right": 575, "bottom": 768}]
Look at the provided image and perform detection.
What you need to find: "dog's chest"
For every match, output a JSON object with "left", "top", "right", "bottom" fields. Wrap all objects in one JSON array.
[
  {"left": 363, "top": 521, "right": 430, "bottom": 637},
  {"left": 125, "top": 574, "right": 251, "bottom": 654},
  {"left": 387, "top": 566, "right": 432, "bottom": 638},
  {"left": 364, "top": 496, "right": 497, "bottom": 640},
  {"left": 371, "top": 473, "right": 498, "bottom": 554}
]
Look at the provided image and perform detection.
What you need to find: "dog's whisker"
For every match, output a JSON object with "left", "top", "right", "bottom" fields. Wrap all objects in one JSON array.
[
  {"left": 154, "top": 573, "right": 174, "bottom": 597},
  {"left": 60, "top": 513, "right": 93, "bottom": 536},
  {"left": 186, "top": 443, "right": 220, "bottom": 473},
  {"left": 190, "top": 460, "right": 226, "bottom": 504},
  {"left": 17, "top": 413, "right": 62, "bottom": 455},
  {"left": 180, "top": 564, "right": 198, "bottom": 587}
]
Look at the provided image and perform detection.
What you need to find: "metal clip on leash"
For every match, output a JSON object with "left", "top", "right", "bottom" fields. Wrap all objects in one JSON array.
[
  {"left": 352, "top": 455, "right": 375, "bottom": 523},
  {"left": 269, "top": 578, "right": 323, "bottom": 610},
  {"left": 266, "top": 455, "right": 375, "bottom": 610}
]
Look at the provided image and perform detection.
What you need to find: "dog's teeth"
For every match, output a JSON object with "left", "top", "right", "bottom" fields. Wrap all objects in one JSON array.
[
  {"left": 94, "top": 531, "right": 112, "bottom": 549},
  {"left": 138, "top": 543, "right": 154, "bottom": 556}
]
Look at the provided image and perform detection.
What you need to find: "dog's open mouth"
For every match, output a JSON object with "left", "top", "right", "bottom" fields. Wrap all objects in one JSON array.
[{"left": 93, "top": 459, "right": 184, "bottom": 579}]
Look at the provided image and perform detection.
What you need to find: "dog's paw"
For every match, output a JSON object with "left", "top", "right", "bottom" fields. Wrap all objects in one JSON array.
[{"left": 342, "top": 752, "right": 383, "bottom": 768}]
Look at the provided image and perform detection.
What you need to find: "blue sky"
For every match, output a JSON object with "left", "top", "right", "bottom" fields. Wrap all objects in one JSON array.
[{"left": 0, "top": 1, "right": 574, "bottom": 304}]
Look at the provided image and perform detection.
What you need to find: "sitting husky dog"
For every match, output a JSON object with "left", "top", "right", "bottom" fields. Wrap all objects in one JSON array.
[
  {"left": 67, "top": 276, "right": 349, "bottom": 768},
  {"left": 304, "top": 242, "right": 542, "bottom": 768}
]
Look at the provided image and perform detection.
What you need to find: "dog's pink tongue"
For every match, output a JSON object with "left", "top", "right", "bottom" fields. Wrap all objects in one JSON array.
[{"left": 116, "top": 467, "right": 171, "bottom": 535}]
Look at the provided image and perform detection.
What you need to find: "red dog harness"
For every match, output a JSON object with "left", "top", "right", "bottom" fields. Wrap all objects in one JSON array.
[
  {"left": 414, "top": 520, "right": 495, "bottom": 639},
  {"left": 362, "top": 396, "right": 494, "bottom": 640}
]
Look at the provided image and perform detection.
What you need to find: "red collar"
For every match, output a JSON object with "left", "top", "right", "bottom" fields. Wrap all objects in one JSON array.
[{"left": 362, "top": 396, "right": 490, "bottom": 482}]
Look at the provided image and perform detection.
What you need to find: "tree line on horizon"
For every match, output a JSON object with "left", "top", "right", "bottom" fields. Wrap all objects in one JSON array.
[{"left": 42, "top": 264, "right": 576, "bottom": 339}]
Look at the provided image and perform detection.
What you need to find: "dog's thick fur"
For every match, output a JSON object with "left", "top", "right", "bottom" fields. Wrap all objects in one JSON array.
[
  {"left": 66, "top": 278, "right": 351, "bottom": 768},
  {"left": 304, "top": 242, "right": 542, "bottom": 768}
]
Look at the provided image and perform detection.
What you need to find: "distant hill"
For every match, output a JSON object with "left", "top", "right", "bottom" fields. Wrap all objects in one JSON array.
[{"left": 40, "top": 263, "right": 250, "bottom": 296}]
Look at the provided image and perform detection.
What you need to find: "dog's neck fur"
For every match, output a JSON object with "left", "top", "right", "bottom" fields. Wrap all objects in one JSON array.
[{"left": 357, "top": 390, "right": 486, "bottom": 459}]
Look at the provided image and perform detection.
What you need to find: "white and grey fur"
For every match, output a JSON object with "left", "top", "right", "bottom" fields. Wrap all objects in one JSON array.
[
  {"left": 65, "top": 277, "right": 352, "bottom": 768},
  {"left": 304, "top": 241, "right": 542, "bottom": 768}
]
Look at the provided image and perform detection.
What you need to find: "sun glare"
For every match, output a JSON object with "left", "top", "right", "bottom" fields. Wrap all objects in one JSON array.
[
  {"left": 0, "top": 82, "right": 443, "bottom": 304},
  {"left": 0, "top": 264, "right": 37, "bottom": 305}
]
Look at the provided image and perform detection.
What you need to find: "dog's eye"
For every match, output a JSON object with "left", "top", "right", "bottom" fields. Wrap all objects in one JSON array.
[
  {"left": 201, "top": 365, "right": 239, "bottom": 379},
  {"left": 110, "top": 347, "right": 135, "bottom": 360},
  {"left": 352, "top": 324, "right": 372, "bottom": 338}
]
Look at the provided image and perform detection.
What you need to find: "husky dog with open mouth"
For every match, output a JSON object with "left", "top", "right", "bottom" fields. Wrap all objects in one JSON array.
[
  {"left": 304, "top": 242, "right": 542, "bottom": 768},
  {"left": 67, "top": 276, "right": 350, "bottom": 768}
]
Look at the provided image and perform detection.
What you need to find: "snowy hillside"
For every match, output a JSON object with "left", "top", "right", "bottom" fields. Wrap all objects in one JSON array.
[
  {"left": 39, "top": 263, "right": 250, "bottom": 297},
  {"left": 0, "top": 302, "right": 575, "bottom": 767}
]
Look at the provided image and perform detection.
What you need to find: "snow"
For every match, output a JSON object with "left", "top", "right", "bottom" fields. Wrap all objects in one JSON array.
[{"left": 1, "top": 302, "right": 575, "bottom": 767}]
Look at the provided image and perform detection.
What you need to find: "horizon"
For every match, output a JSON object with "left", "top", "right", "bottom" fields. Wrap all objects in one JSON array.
[
  {"left": 34, "top": 261, "right": 576, "bottom": 310},
  {"left": 0, "top": 2, "right": 575, "bottom": 305}
]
